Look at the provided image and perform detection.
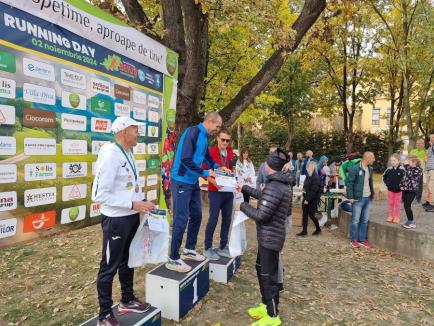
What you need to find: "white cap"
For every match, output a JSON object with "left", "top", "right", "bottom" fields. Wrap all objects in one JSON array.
[{"left": 111, "top": 116, "right": 145, "bottom": 133}]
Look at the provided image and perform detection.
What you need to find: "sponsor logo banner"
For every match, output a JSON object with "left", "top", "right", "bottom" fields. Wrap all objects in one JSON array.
[
  {"left": 90, "top": 202, "right": 101, "bottom": 217},
  {"left": 114, "top": 84, "right": 131, "bottom": 101},
  {"left": 0, "top": 164, "right": 17, "bottom": 183},
  {"left": 148, "top": 110, "right": 159, "bottom": 123},
  {"left": 61, "top": 68, "right": 86, "bottom": 89},
  {"left": 91, "top": 78, "right": 111, "bottom": 96},
  {"left": 23, "top": 57, "right": 55, "bottom": 81},
  {"left": 62, "top": 184, "right": 87, "bottom": 201},
  {"left": 0, "top": 136, "right": 16, "bottom": 155},
  {"left": 92, "top": 162, "right": 96, "bottom": 176},
  {"left": 147, "top": 189, "right": 157, "bottom": 201},
  {"left": 146, "top": 174, "right": 158, "bottom": 186},
  {"left": 138, "top": 176, "right": 145, "bottom": 187},
  {"left": 62, "top": 139, "right": 87, "bottom": 155},
  {"left": 147, "top": 143, "right": 159, "bottom": 155},
  {"left": 148, "top": 159, "right": 160, "bottom": 170},
  {"left": 136, "top": 160, "right": 146, "bottom": 172},
  {"left": 0, "top": 218, "right": 17, "bottom": 239},
  {"left": 23, "top": 83, "right": 55, "bottom": 105},
  {"left": 62, "top": 162, "right": 88, "bottom": 178},
  {"left": 0, "top": 50, "right": 16, "bottom": 73},
  {"left": 138, "top": 125, "right": 146, "bottom": 136},
  {"left": 133, "top": 143, "right": 146, "bottom": 155},
  {"left": 91, "top": 141, "right": 109, "bottom": 155},
  {"left": 148, "top": 126, "right": 159, "bottom": 138},
  {"left": 61, "top": 205, "right": 86, "bottom": 224},
  {"left": 133, "top": 107, "right": 146, "bottom": 121},
  {"left": 0, "top": 77, "right": 16, "bottom": 99},
  {"left": 23, "top": 210, "right": 56, "bottom": 233},
  {"left": 24, "top": 187, "right": 56, "bottom": 207},
  {"left": 23, "top": 108, "right": 56, "bottom": 128},
  {"left": 0, "top": 104, "right": 15, "bottom": 125},
  {"left": 61, "top": 113, "right": 87, "bottom": 131},
  {"left": 147, "top": 94, "right": 161, "bottom": 109},
  {"left": 62, "top": 91, "right": 87, "bottom": 110},
  {"left": 0, "top": 191, "right": 17, "bottom": 211},
  {"left": 24, "top": 163, "right": 56, "bottom": 181},
  {"left": 90, "top": 97, "right": 112, "bottom": 114},
  {"left": 114, "top": 102, "right": 131, "bottom": 117},
  {"left": 132, "top": 90, "right": 147, "bottom": 105},
  {"left": 24, "top": 138, "right": 56, "bottom": 155},
  {"left": 91, "top": 117, "right": 111, "bottom": 133}
]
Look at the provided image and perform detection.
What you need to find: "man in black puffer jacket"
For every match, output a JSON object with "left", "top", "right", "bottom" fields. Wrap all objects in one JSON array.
[{"left": 238, "top": 148, "right": 292, "bottom": 326}]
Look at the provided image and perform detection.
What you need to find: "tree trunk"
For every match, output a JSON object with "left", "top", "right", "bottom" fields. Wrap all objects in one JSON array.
[
  {"left": 285, "top": 111, "right": 295, "bottom": 149},
  {"left": 237, "top": 123, "right": 241, "bottom": 152}
]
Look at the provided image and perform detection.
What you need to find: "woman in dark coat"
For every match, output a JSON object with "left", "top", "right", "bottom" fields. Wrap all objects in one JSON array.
[{"left": 297, "top": 161, "right": 322, "bottom": 236}]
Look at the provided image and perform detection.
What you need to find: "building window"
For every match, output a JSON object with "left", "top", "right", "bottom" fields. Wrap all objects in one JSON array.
[
  {"left": 372, "top": 107, "right": 380, "bottom": 125},
  {"left": 386, "top": 107, "right": 391, "bottom": 125}
]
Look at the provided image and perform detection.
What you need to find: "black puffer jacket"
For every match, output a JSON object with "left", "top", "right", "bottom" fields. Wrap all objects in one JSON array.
[
  {"left": 303, "top": 172, "right": 322, "bottom": 203},
  {"left": 240, "top": 171, "right": 292, "bottom": 252}
]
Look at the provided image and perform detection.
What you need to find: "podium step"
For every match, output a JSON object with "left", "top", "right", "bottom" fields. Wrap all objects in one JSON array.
[
  {"left": 209, "top": 256, "right": 241, "bottom": 283},
  {"left": 80, "top": 304, "right": 161, "bottom": 326},
  {"left": 146, "top": 259, "right": 209, "bottom": 321}
]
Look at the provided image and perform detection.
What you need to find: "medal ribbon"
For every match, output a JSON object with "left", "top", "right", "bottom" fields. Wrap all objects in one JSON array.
[{"left": 115, "top": 143, "right": 137, "bottom": 182}]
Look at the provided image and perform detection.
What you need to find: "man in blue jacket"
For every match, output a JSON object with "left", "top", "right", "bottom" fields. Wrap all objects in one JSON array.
[{"left": 166, "top": 112, "right": 225, "bottom": 273}]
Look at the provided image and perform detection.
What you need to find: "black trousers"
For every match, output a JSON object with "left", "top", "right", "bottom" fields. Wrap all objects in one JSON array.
[
  {"left": 256, "top": 245, "right": 280, "bottom": 317},
  {"left": 403, "top": 191, "right": 416, "bottom": 221},
  {"left": 97, "top": 213, "right": 140, "bottom": 320},
  {"left": 302, "top": 200, "right": 320, "bottom": 233}
]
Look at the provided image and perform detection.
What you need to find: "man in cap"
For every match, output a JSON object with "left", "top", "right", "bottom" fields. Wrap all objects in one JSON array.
[
  {"left": 92, "top": 116, "right": 156, "bottom": 326},
  {"left": 237, "top": 148, "right": 292, "bottom": 326}
]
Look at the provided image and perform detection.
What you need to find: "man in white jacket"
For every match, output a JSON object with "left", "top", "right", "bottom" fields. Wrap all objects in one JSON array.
[{"left": 92, "top": 117, "right": 155, "bottom": 326}]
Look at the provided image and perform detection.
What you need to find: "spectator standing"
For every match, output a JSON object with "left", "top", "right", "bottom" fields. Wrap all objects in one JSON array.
[
  {"left": 400, "top": 155, "right": 423, "bottom": 228},
  {"left": 236, "top": 148, "right": 256, "bottom": 203},
  {"left": 382, "top": 154, "right": 405, "bottom": 224}
]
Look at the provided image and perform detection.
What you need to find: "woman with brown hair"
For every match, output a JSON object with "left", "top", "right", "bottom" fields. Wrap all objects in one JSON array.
[{"left": 236, "top": 148, "right": 256, "bottom": 203}]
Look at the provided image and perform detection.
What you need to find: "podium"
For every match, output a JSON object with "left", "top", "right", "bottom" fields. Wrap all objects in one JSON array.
[
  {"left": 80, "top": 304, "right": 161, "bottom": 326},
  {"left": 146, "top": 259, "right": 209, "bottom": 321},
  {"left": 209, "top": 256, "right": 241, "bottom": 283}
]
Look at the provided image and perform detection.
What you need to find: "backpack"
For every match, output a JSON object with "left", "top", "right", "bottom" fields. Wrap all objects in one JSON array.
[{"left": 339, "top": 158, "right": 362, "bottom": 183}]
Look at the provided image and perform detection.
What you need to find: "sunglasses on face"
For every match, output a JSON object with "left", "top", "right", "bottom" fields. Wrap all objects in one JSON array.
[{"left": 219, "top": 138, "right": 231, "bottom": 143}]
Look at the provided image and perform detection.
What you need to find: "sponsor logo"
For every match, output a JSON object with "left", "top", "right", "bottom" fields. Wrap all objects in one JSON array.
[
  {"left": 132, "top": 90, "right": 147, "bottom": 105},
  {"left": 147, "top": 95, "right": 160, "bottom": 109},
  {"left": 133, "top": 143, "right": 146, "bottom": 155},
  {"left": 0, "top": 164, "right": 17, "bottom": 183},
  {"left": 23, "top": 58, "right": 55, "bottom": 81},
  {"left": 0, "top": 104, "right": 15, "bottom": 125},
  {"left": 146, "top": 174, "right": 158, "bottom": 186},
  {"left": 62, "top": 91, "right": 87, "bottom": 110},
  {"left": 24, "top": 163, "right": 56, "bottom": 181},
  {"left": 60, "top": 68, "right": 86, "bottom": 89},
  {"left": 0, "top": 77, "right": 16, "bottom": 99},
  {"left": 148, "top": 110, "right": 159, "bottom": 123},
  {"left": 101, "top": 54, "right": 138, "bottom": 79},
  {"left": 133, "top": 107, "right": 146, "bottom": 121},
  {"left": 147, "top": 143, "right": 159, "bottom": 155},
  {"left": 138, "top": 69, "right": 145, "bottom": 82},
  {"left": 91, "top": 141, "right": 109, "bottom": 155},
  {"left": 148, "top": 159, "right": 160, "bottom": 170},
  {"left": 24, "top": 187, "right": 56, "bottom": 207},
  {"left": 62, "top": 139, "right": 87, "bottom": 155},
  {"left": 90, "top": 202, "right": 101, "bottom": 217},
  {"left": 62, "top": 162, "right": 87, "bottom": 178},
  {"left": 24, "top": 138, "right": 56, "bottom": 155},
  {"left": 91, "top": 117, "right": 111, "bottom": 133},
  {"left": 23, "top": 211, "right": 56, "bottom": 233},
  {"left": 23, "top": 108, "right": 56, "bottom": 128},
  {"left": 138, "top": 176, "right": 145, "bottom": 187},
  {"left": 136, "top": 160, "right": 146, "bottom": 172},
  {"left": 61, "top": 113, "right": 87, "bottom": 131},
  {"left": 92, "top": 162, "right": 96, "bottom": 176},
  {"left": 114, "top": 103, "right": 131, "bottom": 117},
  {"left": 61, "top": 205, "right": 86, "bottom": 224},
  {"left": 148, "top": 126, "right": 159, "bottom": 138},
  {"left": 90, "top": 97, "right": 112, "bottom": 114},
  {"left": 138, "top": 125, "right": 146, "bottom": 136},
  {"left": 0, "top": 218, "right": 17, "bottom": 239},
  {"left": 0, "top": 136, "right": 16, "bottom": 155},
  {"left": 166, "top": 50, "right": 178, "bottom": 76},
  {"left": 0, "top": 50, "right": 16, "bottom": 73},
  {"left": 147, "top": 189, "right": 158, "bottom": 201},
  {"left": 23, "top": 83, "right": 55, "bottom": 105},
  {"left": 0, "top": 191, "right": 17, "bottom": 211},
  {"left": 62, "top": 184, "right": 87, "bottom": 201},
  {"left": 91, "top": 78, "right": 111, "bottom": 96},
  {"left": 114, "top": 84, "right": 131, "bottom": 100}
]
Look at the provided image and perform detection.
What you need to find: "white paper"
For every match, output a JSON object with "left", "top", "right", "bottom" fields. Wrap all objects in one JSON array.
[{"left": 147, "top": 213, "right": 169, "bottom": 233}]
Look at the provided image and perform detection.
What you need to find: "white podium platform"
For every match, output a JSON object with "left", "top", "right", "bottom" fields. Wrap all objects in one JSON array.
[
  {"left": 146, "top": 259, "right": 209, "bottom": 321},
  {"left": 80, "top": 304, "right": 161, "bottom": 326},
  {"left": 209, "top": 256, "right": 241, "bottom": 283}
]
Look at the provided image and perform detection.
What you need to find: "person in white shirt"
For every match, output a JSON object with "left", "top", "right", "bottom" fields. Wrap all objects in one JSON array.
[
  {"left": 236, "top": 148, "right": 256, "bottom": 202},
  {"left": 92, "top": 117, "right": 155, "bottom": 326}
]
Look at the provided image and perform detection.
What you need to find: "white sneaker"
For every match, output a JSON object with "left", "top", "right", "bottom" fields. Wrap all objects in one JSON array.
[
  {"left": 181, "top": 249, "right": 206, "bottom": 262},
  {"left": 165, "top": 258, "right": 192, "bottom": 273}
]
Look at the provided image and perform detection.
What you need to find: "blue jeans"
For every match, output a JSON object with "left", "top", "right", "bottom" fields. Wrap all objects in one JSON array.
[
  {"left": 351, "top": 197, "right": 371, "bottom": 242},
  {"left": 204, "top": 191, "right": 234, "bottom": 250},
  {"left": 170, "top": 180, "right": 202, "bottom": 260}
]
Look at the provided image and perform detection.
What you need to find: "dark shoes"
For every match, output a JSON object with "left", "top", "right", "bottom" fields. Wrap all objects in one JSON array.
[
  {"left": 118, "top": 298, "right": 151, "bottom": 314},
  {"left": 296, "top": 231, "right": 307, "bottom": 237},
  {"left": 312, "top": 229, "right": 322, "bottom": 236}
]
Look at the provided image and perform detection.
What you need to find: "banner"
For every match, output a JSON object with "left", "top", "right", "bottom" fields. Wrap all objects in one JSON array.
[{"left": 0, "top": 0, "right": 178, "bottom": 247}]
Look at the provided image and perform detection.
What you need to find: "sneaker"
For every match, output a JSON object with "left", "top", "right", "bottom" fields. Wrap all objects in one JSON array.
[
  {"left": 215, "top": 246, "right": 232, "bottom": 258},
  {"left": 118, "top": 298, "right": 150, "bottom": 314},
  {"left": 425, "top": 204, "right": 434, "bottom": 212},
  {"left": 247, "top": 303, "right": 267, "bottom": 320},
  {"left": 386, "top": 216, "right": 393, "bottom": 222},
  {"left": 181, "top": 249, "right": 206, "bottom": 262},
  {"left": 402, "top": 221, "right": 416, "bottom": 229},
  {"left": 422, "top": 201, "right": 429, "bottom": 207},
  {"left": 359, "top": 240, "right": 373, "bottom": 248},
  {"left": 204, "top": 248, "right": 220, "bottom": 261},
  {"left": 351, "top": 241, "right": 360, "bottom": 248},
  {"left": 296, "top": 231, "right": 307, "bottom": 237},
  {"left": 392, "top": 216, "right": 400, "bottom": 224},
  {"left": 312, "top": 229, "right": 321, "bottom": 236},
  {"left": 165, "top": 258, "right": 192, "bottom": 273},
  {"left": 251, "top": 314, "right": 282, "bottom": 326},
  {"left": 97, "top": 314, "right": 119, "bottom": 326}
]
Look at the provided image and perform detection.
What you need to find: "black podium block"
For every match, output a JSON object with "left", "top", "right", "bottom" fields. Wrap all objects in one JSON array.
[{"left": 209, "top": 256, "right": 241, "bottom": 283}]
